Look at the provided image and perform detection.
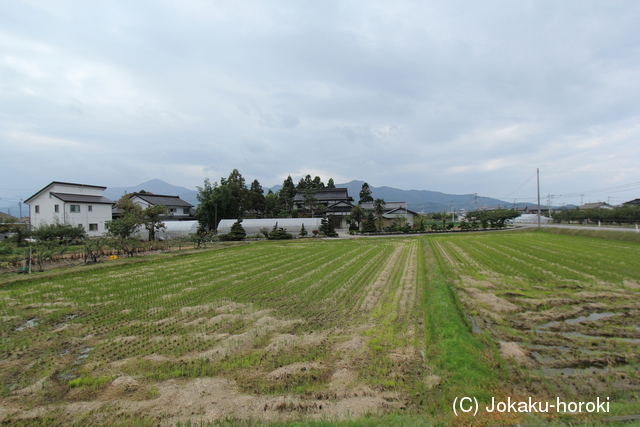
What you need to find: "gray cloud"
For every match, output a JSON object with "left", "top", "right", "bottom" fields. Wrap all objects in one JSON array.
[{"left": 1, "top": 0, "right": 640, "bottom": 208}]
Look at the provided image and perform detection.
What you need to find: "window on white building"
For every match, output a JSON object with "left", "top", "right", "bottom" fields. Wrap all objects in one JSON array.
[
  {"left": 35, "top": 205, "right": 40, "bottom": 214},
  {"left": 54, "top": 205, "right": 59, "bottom": 213},
  {"left": 88, "top": 205, "right": 93, "bottom": 212},
  {"left": 70, "top": 205, "right": 81, "bottom": 213},
  {"left": 89, "top": 223, "right": 98, "bottom": 231}
]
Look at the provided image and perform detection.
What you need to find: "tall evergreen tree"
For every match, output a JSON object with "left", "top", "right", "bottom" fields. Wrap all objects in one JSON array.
[
  {"left": 265, "top": 190, "right": 279, "bottom": 217},
  {"left": 248, "top": 179, "right": 265, "bottom": 216},
  {"left": 327, "top": 178, "right": 336, "bottom": 188},
  {"left": 225, "top": 169, "right": 248, "bottom": 217},
  {"left": 279, "top": 175, "right": 296, "bottom": 211},
  {"left": 362, "top": 212, "right": 377, "bottom": 233},
  {"left": 312, "top": 176, "right": 325, "bottom": 189},
  {"left": 359, "top": 182, "right": 374, "bottom": 204}
]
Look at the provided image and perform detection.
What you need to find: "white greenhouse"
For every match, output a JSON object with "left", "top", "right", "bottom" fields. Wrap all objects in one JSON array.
[
  {"left": 217, "top": 218, "right": 322, "bottom": 237},
  {"left": 137, "top": 220, "right": 199, "bottom": 240},
  {"left": 513, "top": 214, "right": 551, "bottom": 224}
]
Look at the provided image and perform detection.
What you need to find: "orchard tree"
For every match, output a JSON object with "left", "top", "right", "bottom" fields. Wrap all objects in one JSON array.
[
  {"left": 106, "top": 195, "right": 144, "bottom": 238},
  {"left": 143, "top": 204, "right": 166, "bottom": 241}
]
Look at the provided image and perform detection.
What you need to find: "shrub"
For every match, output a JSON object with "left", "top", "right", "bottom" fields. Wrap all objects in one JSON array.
[
  {"left": 267, "top": 223, "right": 293, "bottom": 240},
  {"left": 32, "top": 220, "right": 86, "bottom": 243},
  {"left": 219, "top": 219, "right": 246, "bottom": 241}
]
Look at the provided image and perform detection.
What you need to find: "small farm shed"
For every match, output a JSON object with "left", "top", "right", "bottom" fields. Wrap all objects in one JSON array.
[{"left": 217, "top": 218, "right": 322, "bottom": 237}]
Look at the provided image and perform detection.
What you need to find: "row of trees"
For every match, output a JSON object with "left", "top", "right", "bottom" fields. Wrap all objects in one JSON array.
[
  {"left": 464, "top": 209, "right": 520, "bottom": 229},
  {"left": 196, "top": 169, "right": 340, "bottom": 231},
  {"left": 552, "top": 205, "right": 640, "bottom": 224}
]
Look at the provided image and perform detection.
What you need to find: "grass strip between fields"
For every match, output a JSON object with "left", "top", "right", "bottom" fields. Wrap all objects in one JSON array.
[{"left": 419, "top": 237, "right": 502, "bottom": 418}]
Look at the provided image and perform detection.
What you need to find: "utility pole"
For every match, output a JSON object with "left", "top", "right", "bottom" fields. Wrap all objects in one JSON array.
[
  {"left": 450, "top": 201, "right": 454, "bottom": 223},
  {"left": 537, "top": 168, "right": 541, "bottom": 228}
]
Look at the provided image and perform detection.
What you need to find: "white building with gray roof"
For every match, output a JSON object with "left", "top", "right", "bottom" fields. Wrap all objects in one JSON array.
[{"left": 24, "top": 181, "right": 114, "bottom": 236}]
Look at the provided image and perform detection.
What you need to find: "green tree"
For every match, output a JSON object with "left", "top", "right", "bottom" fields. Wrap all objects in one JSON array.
[
  {"left": 297, "top": 174, "right": 315, "bottom": 190},
  {"left": 247, "top": 179, "right": 266, "bottom": 217},
  {"left": 196, "top": 178, "right": 218, "bottom": 231},
  {"left": 143, "top": 204, "right": 166, "bottom": 241},
  {"left": 219, "top": 219, "right": 246, "bottom": 241},
  {"left": 267, "top": 222, "right": 293, "bottom": 240},
  {"left": 320, "top": 215, "right": 338, "bottom": 237},
  {"left": 224, "top": 169, "right": 248, "bottom": 217},
  {"left": 302, "top": 188, "right": 324, "bottom": 218},
  {"left": 312, "top": 176, "right": 325, "bottom": 189},
  {"left": 264, "top": 190, "right": 280, "bottom": 217},
  {"left": 106, "top": 196, "right": 144, "bottom": 239},
  {"left": 373, "top": 198, "right": 386, "bottom": 231},
  {"left": 327, "top": 178, "right": 336, "bottom": 189},
  {"left": 362, "top": 212, "right": 377, "bottom": 233},
  {"left": 279, "top": 176, "right": 296, "bottom": 212},
  {"left": 348, "top": 204, "right": 366, "bottom": 231},
  {"left": 196, "top": 179, "right": 239, "bottom": 231},
  {"left": 359, "top": 182, "right": 374, "bottom": 204},
  {"left": 32, "top": 220, "right": 86, "bottom": 242}
]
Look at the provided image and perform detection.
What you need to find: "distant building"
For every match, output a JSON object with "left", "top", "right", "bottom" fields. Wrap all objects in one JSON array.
[
  {"left": 579, "top": 202, "right": 614, "bottom": 210},
  {"left": 292, "top": 188, "right": 354, "bottom": 228},
  {"left": 361, "top": 202, "right": 420, "bottom": 228},
  {"left": 24, "top": 182, "right": 114, "bottom": 237},
  {"left": 623, "top": 198, "right": 640, "bottom": 207},
  {"left": 128, "top": 193, "right": 195, "bottom": 220}
]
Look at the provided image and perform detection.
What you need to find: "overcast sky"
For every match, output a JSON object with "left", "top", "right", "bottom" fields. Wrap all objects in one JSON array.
[{"left": 2, "top": 0, "right": 640, "bottom": 212}]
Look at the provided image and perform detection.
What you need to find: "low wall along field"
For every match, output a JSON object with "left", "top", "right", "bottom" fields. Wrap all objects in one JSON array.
[{"left": 0, "top": 230, "right": 638, "bottom": 425}]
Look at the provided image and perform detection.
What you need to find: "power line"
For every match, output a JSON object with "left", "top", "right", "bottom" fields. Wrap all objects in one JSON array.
[
  {"left": 498, "top": 171, "right": 538, "bottom": 200},
  {"left": 552, "top": 181, "right": 640, "bottom": 199}
]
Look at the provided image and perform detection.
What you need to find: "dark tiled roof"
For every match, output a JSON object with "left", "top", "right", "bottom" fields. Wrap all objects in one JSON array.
[
  {"left": 25, "top": 181, "right": 107, "bottom": 203},
  {"left": 361, "top": 201, "right": 407, "bottom": 212},
  {"left": 385, "top": 206, "right": 420, "bottom": 216},
  {"left": 292, "top": 188, "right": 353, "bottom": 202},
  {"left": 132, "top": 193, "right": 193, "bottom": 207},
  {"left": 51, "top": 193, "right": 114, "bottom": 204}
]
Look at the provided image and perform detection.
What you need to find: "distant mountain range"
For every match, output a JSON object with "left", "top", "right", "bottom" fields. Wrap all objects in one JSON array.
[{"left": 104, "top": 179, "right": 517, "bottom": 213}]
